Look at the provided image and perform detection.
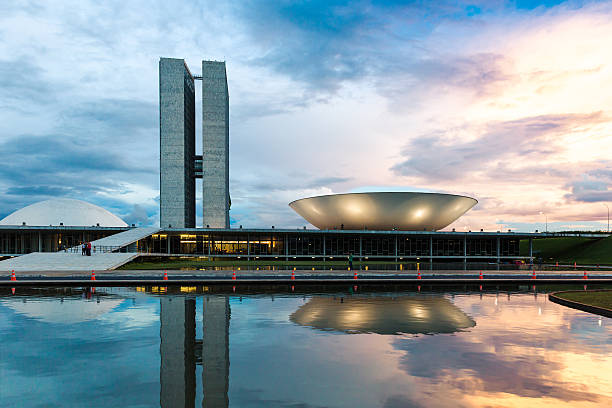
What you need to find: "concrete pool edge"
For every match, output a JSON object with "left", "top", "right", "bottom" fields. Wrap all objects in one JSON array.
[{"left": 2, "top": 277, "right": 612, "bottom": 287}]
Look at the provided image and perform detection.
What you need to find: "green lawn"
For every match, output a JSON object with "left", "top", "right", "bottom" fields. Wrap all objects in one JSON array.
[
  {"left": 520, "top": 236, "right": 612, "bottom": 265},
  {"left": 554, "top": 291, "right": 612, "bottom": 310}
]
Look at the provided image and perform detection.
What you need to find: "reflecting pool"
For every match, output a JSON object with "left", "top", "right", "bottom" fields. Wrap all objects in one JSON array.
[{"left": 0, "top": 286, "right": 610, "bottom": 407}]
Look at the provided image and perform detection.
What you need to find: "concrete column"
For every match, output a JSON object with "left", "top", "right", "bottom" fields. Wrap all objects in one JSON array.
[
  {"left": 359, "top": 234, "right": 362, "bottom": 261},
  {"left": 38, "top": 232, "right": 42, "bottom": 252},
  {"left": 202, "top": 296, "right": 230, "bottom": 408},
  {"left": 429, "top": 235, "right": 433, "bottom": 270},
  {"left": 323, "top": 234, "right": 326, "bottom": 261},
  {"left": 463, "top": 235, "right": 467, "bottom": 271},
  {"left": 394, "top": 235, "right": 398, "bottom": 264},
  {"left": 160, "top": 297, "right": 196, "bottom": 408},
  {"left": 496, "top": 236, "right": 500, "bottom": 270}
]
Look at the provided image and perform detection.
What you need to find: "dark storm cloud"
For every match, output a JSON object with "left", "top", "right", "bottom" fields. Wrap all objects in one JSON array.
[{"left": 391, "top": 112, "right": 606, "bottom": 181}]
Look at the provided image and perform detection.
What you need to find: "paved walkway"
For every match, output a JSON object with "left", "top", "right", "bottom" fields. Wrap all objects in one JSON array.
[{"left": 87, "top": 227, "right": 160, "bottom": 250}]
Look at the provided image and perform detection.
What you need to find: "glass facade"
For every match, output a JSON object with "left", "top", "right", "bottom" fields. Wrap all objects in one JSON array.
[
  {"left": 0, "top": 227, "right": 128, "bottom": 254},
  {"left": 136, "top": 230, "right": 522, "bottom": 261}
]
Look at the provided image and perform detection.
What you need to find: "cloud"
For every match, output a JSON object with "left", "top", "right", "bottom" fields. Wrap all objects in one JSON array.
[
  {"left": 392, "top": 112, "right": 605, "bottom": 181},
  {"left": 564, "top": 165, "right": 612, "bottom": 203}
]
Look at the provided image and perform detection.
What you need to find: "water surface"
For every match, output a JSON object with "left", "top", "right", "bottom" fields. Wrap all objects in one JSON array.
[{"left": 0, "top": 286, "right": 610, "bottom": 407}]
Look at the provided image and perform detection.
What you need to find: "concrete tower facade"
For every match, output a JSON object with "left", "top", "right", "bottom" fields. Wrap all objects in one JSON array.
[
  {"left": 159, "top": 58, "right": 196, "bottom": 228},
  {"left": 201, "top": 61, "right": 230, "bottom": 229}
]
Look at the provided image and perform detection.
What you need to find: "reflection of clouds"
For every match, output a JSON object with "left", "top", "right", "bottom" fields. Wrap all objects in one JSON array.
[
  {"left": 387, "top": 294, "right": 612, "bottom": 407},
  {"left": 0, "top": 297, "right": 123, "bottom": 324},
  {"left": 99, "top": 304, "right": 159, "bottom": 330}
]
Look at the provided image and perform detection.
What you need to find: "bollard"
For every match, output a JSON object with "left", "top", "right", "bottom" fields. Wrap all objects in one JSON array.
[
  {"left": 91, "top": 270, "right": 96, "bottom": 281},
  {"left": 10, "top": 270, "right": 16, "bottom": 281},
  {"left": 163, "top": 271, "right": 168, "bottom": 281},
  {"left": 583, "top": 271, "right": 588, "bottom": 280}
]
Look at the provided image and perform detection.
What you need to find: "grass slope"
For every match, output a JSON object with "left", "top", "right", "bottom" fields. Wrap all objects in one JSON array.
[
  {"left": 555, "top": 291, "right": 612, "bottom": 310},
  {"left": 521, "top": 236, "right": 612, "bottom": 265}
]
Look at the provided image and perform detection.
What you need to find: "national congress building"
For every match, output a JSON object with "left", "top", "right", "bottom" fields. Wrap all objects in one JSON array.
[{"left": 0, "top": 58, "right": 541, "bottom": 268}]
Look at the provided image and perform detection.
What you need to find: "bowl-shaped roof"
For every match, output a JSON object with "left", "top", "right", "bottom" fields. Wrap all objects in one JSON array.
[
  {"left": 289, "top": 192, "right": 477, "bottom": 231},
  {"left": 0, "top": 198, "right": 128, "bottom": 227}
]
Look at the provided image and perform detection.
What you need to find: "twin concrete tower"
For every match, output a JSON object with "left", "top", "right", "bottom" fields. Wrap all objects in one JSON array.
[{"left": 159, "top": 58, "right": 230, "bottom": 229}]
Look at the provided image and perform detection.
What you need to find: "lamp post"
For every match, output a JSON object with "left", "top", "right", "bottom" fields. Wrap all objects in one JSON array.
[
  {"left": 604, "top": 203, "right": 610, "bottom": 233},
  {"left": 539, "top": 211, "right": 547, "bottom": 233}
]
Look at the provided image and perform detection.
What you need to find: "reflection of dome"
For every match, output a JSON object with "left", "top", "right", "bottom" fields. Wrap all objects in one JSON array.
[
  {"left": 289, "top": 192, "right": 477, "bottom": 231},
  {"left": 0, "top": 297, "right": 124, "bottom": 324},
  {"left": 0, "top": 198, "right": 127, "bottom": 227},
  {"left": 290, "top": 296, "right": 475, "bottom": 335}
]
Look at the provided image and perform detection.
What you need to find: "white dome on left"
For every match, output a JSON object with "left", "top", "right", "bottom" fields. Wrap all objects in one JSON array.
[{"left": 0, "top": 198, "right": 128, "bottom": 227}]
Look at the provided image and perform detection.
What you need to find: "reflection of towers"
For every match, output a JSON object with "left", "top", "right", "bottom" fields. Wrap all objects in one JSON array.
[
  {"left": 160, "top": 297, "right": 196, "bottom": 407},
  {"left": 159, "top": 295, "right": 230, "bottom": 408},
  {"left": 203, "top": 296, "right": 230, "bottom": 408}
]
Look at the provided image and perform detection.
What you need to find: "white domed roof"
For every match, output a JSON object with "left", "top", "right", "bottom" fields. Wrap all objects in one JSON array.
[{"left": 0, "top": 198, "right": 128, "bottom": 227}]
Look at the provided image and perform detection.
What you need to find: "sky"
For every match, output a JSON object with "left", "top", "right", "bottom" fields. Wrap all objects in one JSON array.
[{"left": 0, "top": 0, "right": 611, "bottom": 231}]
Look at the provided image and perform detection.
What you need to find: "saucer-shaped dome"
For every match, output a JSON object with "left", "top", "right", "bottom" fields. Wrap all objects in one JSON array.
[
  {"left": 289, "top": 192, "right": 477, "bottom": 231},
  {"left": 0, "top": 198, "right": 127, "bottom": 227}
]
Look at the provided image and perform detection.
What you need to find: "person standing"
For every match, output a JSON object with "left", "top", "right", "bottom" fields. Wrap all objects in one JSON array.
[
  {"left": 86, "top": 242, "right": 92, "bottom": 256},
  {"left": 81, "top": 243, "right": 86, "bottom": 256}
]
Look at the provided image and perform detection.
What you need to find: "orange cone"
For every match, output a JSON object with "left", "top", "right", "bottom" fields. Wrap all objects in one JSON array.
[
  {"left": 291, "top": 272, "right": 295, "bottom": 280},
  {"left": 531, "top": 270, "right": 536, "bottom": 280},
  {"left": 10, "top": 270, "right": 16, "bottom": 281},
  {"left": 90, "top": 270, "right": 96, "bottom": 281},
  {"left": 555, "top": 261, "right": 558, "bottom": 267},
  {"left": 353, "top": 272, "right": 358, "bottom": 280},
  {"left": 232, "top": 271, "right": 236, "bottom": 281},
  {"left": 291, "top": 285, "right": 295, "bottom": 292},
  {"left": 11, "top": 287, "right": 15, "bottom": 295},
  {"left": 583, "top": 271, "right": 588, "bottom": 280},
  {"left": 163, "top": 271, "right": 168, "bottom": 281},
  {"left": 574, "top": 261, "right": 577, "bottom": 269},
  {"left": 417, "top": 272, "right": 421, "bottom": 280},
  {"left": 417, "top": 285, "right": 421, "bottom": 292},
  {"left": 479, "top": 271, "right": 483, "bottom": 280}
]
